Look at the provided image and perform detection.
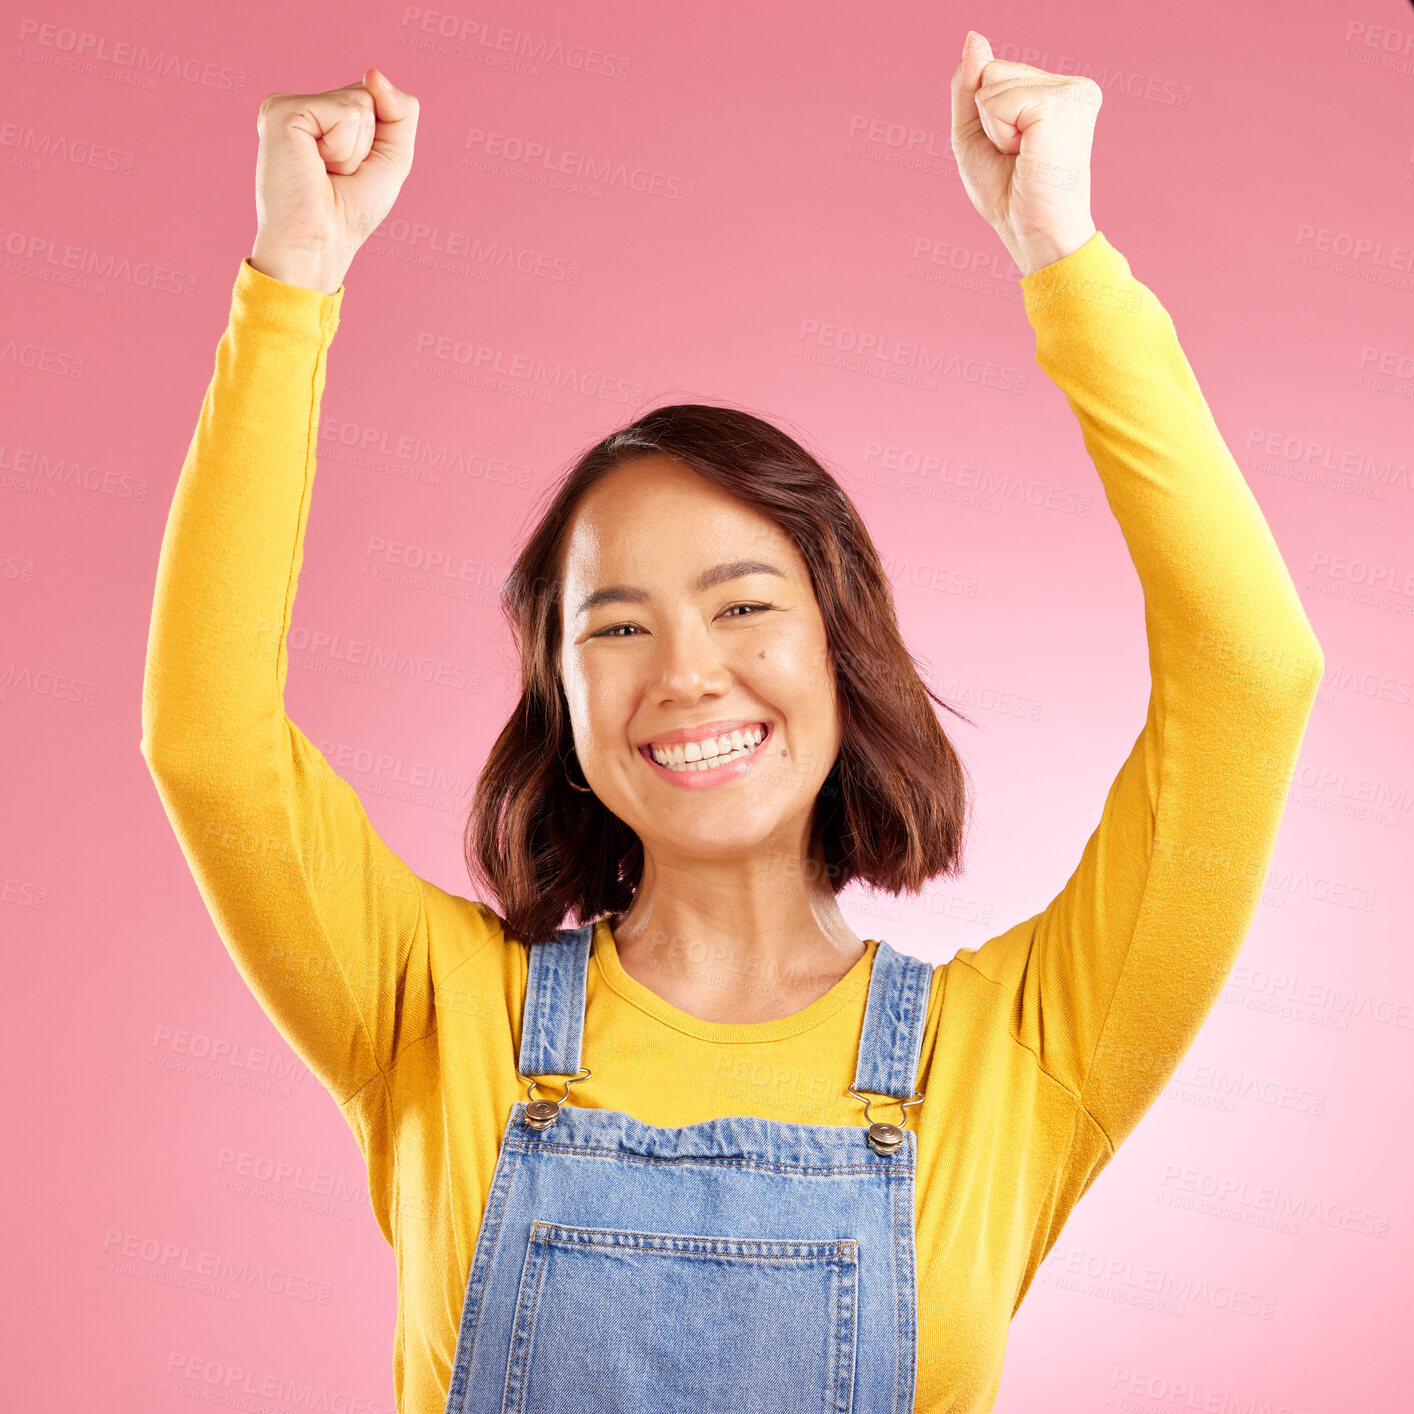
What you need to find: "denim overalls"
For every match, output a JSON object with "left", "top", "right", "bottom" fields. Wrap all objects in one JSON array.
[{"left": 442, "top": 922, "right": 933, "bottom": 1414}]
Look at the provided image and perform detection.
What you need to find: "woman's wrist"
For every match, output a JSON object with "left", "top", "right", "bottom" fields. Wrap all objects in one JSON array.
[
  {"left": 1007, "top": 222, "right": 1099, "bottom": 278},
  {"left": 248, "top": 235, "right": 349, "bottom": 296}
]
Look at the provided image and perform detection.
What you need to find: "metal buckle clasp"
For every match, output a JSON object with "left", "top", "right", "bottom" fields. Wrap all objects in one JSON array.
[
  {"left": 848, "top": 1085, "right": 924, "bottom": 1155},
  {"left": 518, "top": 1067, "right": 591, "bottom": 1130}
]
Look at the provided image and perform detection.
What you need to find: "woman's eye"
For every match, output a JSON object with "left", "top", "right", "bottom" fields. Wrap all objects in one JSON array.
[{"left": 592, "top": 605, "right": 773, "bottom": 639}]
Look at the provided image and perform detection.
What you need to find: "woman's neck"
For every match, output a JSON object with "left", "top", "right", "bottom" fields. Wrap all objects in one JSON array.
[{"left": 607, "top": 854, "right": 867, "bottom": 1025}]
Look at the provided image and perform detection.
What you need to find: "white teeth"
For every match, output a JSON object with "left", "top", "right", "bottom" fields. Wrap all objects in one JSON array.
[{"left": 649, "top": 725, "right": 766, "bottom": 771}]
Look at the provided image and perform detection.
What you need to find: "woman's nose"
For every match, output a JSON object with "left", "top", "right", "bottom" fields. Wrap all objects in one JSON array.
[{"left": 652, "top": 621, "right": 733, "bottom": 699}]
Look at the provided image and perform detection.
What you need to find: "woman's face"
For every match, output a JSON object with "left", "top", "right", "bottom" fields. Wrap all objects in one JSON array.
[{"left": 558, "top": 455, "right": 840, "bottom": 868}]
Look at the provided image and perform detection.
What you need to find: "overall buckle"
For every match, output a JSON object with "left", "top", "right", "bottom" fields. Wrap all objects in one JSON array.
[
  {"left": 518, "top": 1067, "right": 592, "bottom": 1130},
  {"left": 848, "top": 1086, "right": 925, "bottom": 1155}
]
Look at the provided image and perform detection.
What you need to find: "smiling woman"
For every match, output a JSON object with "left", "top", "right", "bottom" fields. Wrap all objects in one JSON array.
[
  {"left": 141, "top": 35, "right": 1325, "bottom": 1414},
  {"left": 468, "top": 406, "right": 971, "bottom": 949}
]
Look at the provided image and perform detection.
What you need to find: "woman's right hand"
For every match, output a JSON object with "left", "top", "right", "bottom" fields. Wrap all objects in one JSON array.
[{"left": 250, "top": 68, "right": 419, "bottom": 294}]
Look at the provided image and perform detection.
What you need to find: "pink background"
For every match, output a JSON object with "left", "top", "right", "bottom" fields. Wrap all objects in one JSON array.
[{"left": 4, "top": 1, "right": 1412, "bottom": 1408}]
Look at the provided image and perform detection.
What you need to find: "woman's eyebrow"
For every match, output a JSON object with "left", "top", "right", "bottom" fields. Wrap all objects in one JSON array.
[{"left": 574, "top": 559, "right": 786, "bottom": 617}]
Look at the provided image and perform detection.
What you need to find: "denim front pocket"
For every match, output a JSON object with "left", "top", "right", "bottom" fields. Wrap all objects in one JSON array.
[{"left": 500, "top": 1221, "right": 859, "bottom": 1414}]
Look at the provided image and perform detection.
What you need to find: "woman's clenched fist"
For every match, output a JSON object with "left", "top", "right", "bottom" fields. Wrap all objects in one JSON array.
[
  {"left": 950, "top": 32, "right": 1100, "bottom": 277},
  {"left": 250, "top": 68, "right": 420, "bottom": 294}
]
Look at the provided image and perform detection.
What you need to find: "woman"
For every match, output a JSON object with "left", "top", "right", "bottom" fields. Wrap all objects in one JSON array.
[{"left": 142, "top": 32, "right": 1324, "bottom": 1414}]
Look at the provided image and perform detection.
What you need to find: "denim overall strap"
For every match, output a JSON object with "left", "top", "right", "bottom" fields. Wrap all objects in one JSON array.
[
  {"left": 515, "top": 922, "right": 594, "bottom": 1080},
  {"left": 518, "top": 925, "right": 933, "bottom": 1104},
  {"left": 851, "top": 938, "right": 933, "bottom": 1101}
]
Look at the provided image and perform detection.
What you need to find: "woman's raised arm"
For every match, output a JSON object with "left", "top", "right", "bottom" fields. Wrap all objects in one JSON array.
[
  {"left": 962, "top": 230, "right": 1323, "bottom": 1153},
  {"left": 944, "top": 35, "right": 1322, "bottom": 1194},
  {"left": 139, "top": 73, "right": 461, "bottom": 1111}
]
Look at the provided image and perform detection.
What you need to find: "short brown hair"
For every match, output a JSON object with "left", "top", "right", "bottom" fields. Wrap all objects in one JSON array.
[{"left": 465, "top": 402, "right": 973, "bottom": 944}]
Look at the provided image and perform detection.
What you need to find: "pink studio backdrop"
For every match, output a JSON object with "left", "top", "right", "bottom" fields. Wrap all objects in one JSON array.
[{"left": 4, "top": 1, "right": 1411, "bottom": 1409}]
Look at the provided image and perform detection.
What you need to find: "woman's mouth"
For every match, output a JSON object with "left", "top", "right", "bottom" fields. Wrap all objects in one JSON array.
[{"left": 638, "top": 722, "right": 772, "bottom": 789}]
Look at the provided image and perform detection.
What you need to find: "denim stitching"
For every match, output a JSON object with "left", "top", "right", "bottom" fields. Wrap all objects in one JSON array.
[
  {"left": 522, "top": 926, "right": 593, "bottom": 1079},
  {"left": 831, "top": 1246, "right": 842, "bottom": 1414},
  {"left": 899, "top": 1131, "right": 920, "bottom": 1414},
  {"left": 502, "top": 1140, "right": 907, "bottom": 1178},
  {"left": 846, "top": 1245, "right": 857, "bottom": 1414},
  {"left": 880, "top": 947, "right": 901, "bottom": 1094},
  {"left": 892, "top": 1137, "right": 902, "bottom": 1414},
  {"left": 854, "top": 945, "right": 934, "bottom": 1105},
  {"left": 502, "top": 1222, "right": 549, "bottom": 1414},
  {"left": 447, "top": 1113, "right": 523, "bottom": 1411},
  {"left": 566, "top": 927, "right": 590, "bottom": 1075},
  {"left": 887, "top": 954, "right": 927, "bottom": 1100},
  {"left": 532, "top": 1224, "right": 860, "bottom": 1258},
  {"left": 853, "top": 941, "right": 889, "bottom": 1097},
  {"left": 834, "top": 1242, "right": 857, "bottom": 1413}
]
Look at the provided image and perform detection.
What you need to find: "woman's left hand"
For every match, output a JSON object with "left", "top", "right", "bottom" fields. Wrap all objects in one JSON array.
[{"left": 950, "top": 31, "right": 1101, "bottom": 277}]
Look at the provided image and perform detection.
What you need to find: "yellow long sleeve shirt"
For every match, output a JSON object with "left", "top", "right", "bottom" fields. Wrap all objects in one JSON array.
[{"left": 141, "top": 231, "right": 1324, "bottom": 1413}]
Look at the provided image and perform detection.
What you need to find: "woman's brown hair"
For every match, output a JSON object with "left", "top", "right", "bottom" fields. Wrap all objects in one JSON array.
[{"left": 465, "top": 402, "right": 974, "bottom": 945}]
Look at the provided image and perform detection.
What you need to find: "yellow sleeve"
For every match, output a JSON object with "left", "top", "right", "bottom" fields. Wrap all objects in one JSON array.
[
  {"left": 140, "top": 259, "right": 440, "bottom": 1107},
  {"left": 955, "top": 232, "right": 1324, "bottom": 1158}
]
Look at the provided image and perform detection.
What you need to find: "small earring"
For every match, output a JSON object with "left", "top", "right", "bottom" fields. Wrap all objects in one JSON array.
[{"left": 562, "top": 745, "right": 593, "bottom": 794}]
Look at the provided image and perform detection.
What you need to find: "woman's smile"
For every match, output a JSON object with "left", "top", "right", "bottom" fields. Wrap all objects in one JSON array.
[{"left": 639, "top": 721, "right": 774, "bottom": 788}]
